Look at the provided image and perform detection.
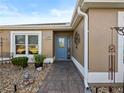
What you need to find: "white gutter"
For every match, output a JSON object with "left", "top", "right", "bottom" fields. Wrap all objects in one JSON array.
[{"left": 77, "top": 7, "right": 89, "bottom": 89}]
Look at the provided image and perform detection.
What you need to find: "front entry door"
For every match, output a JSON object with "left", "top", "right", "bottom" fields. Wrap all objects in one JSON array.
[{"left": 55, "top": 36, "right": 67, "bottom": 60}]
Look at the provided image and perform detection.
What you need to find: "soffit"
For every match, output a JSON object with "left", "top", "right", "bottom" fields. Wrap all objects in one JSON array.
[{"left": 82, "top": 0, "right": 124, "bottom": 11}]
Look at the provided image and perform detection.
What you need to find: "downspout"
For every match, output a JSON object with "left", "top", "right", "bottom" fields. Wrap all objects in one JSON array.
[{"left": 77, "top": 7, "right": 89, "bottom": 89}]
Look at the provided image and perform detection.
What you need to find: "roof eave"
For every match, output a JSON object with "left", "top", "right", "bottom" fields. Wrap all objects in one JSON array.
[
  {"left": 70, "top": 0, "right": 124, "bottom": 30},
  {"left": 0, "top": 25, "right": 72, "bottom": 31}
]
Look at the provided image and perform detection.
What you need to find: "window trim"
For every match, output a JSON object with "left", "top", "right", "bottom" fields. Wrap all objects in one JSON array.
[{"left": 10, "top": 31, "right": 42, "bottom": 57}]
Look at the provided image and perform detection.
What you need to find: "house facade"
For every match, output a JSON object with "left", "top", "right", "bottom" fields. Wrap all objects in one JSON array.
[{"left": 0, "top": 0, "right": 124, "bottom": 89}]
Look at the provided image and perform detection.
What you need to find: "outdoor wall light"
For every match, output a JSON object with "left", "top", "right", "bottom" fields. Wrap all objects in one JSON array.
[{"left": 111, "top": 27, "right": 124, "bottom": 36}]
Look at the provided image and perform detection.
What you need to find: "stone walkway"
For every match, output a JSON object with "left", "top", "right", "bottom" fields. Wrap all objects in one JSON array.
[{"left": 37, "top": 61, "right": 84, "bottom": 93}]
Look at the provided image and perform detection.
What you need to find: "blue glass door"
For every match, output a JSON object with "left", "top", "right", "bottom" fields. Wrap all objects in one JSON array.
[{"left": 55, "top": 36, "right": 67, "bottom": 60}]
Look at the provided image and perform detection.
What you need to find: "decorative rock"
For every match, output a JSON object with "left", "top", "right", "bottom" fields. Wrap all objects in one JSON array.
[
  {"left": 0, "top": 63, "right": 52, "bottom": 93},
  {"left": 36, "top": 67, "right": 42, "bottom": 71},
  {"left": 23, "top": 69, "right": 30, "bottom": 80}
]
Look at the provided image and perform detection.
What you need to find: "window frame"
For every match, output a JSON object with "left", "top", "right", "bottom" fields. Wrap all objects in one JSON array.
[{"left": 11, "top": 31, "right": 42, "bottom": 57}]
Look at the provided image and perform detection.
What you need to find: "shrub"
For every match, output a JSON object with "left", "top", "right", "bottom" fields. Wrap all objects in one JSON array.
[
  {"left": 34, "top": 54, "right": 46, "bottom": 65},
  {"left": 11, "top": 56, "right": 28, "bottom": 68}
]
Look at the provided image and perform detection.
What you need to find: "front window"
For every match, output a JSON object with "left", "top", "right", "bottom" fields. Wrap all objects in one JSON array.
[{"left": 15, "top": 34, "right": 39, "bottom": 55}]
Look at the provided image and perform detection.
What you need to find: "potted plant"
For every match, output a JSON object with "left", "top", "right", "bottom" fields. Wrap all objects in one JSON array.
[{"left": 34, "top": 54, "right": 46, "bottom": 69}]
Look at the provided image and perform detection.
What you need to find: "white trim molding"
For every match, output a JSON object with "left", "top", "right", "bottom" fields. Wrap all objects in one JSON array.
[
  {"left": 71, "top": 56, "right": 90, "bottom": 90},
  {"left": 44, "top": 58, "right": 54, "bottom": 64},
  {"left": 71, "top": 56, "right": 85, "bottom": 77},
  {"left": 10, "top": 31, "right": 42, "bottom": 62},
  {"left": 88, "top": 12, "right": 124, "bottom": 83}
]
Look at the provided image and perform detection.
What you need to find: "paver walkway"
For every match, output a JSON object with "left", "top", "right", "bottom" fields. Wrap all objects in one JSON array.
[{"left": 37, "top": 61, "right": 84, "bottom": 93}]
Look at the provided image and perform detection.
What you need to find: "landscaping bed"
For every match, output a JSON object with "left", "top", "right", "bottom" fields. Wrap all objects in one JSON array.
[
  {"left": 0, "top": 63, "right": 52, "bottom": 93},
  {"left": 91, "top": 86, "right": 123, "bottom": 93}
]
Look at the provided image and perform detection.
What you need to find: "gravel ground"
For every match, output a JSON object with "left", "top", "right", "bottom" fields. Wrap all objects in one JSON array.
[
  {"left": 91, "top": 86, "right": 123, "bottom": 93},
  {"left": 0, "top": 63, "right": 52, "bottom": 93}
]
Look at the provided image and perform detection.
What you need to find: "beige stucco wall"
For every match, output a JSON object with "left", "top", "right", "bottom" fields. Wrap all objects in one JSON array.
[
  {"left": 72, "top": 19, "right": 84, "bottom": 66},
  {"left": 88, "top": 9, "right": 124, "bottom": 72},
  {"left": 0, "top": 30, "right": 54, "bottom": 57},
  {"left": 0, "top": 30, "right": 10, "bottom": 55},
  {"left": 42, "top": 30, "right": 53, "bottom": 57}
]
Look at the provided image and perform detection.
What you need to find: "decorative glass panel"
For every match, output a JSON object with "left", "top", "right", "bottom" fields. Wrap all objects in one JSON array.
[
  {"left": 28, "top": 35, "right": 38, "bottom": 44},
  {"left": 59, "top": 38, "right": 64, "bottom": 48},
  {"left": 16, "top": 45, "right": 25, "bottom": 54},
  {"left": 15, "top": 35, "right": 25, "bottom": 44}
]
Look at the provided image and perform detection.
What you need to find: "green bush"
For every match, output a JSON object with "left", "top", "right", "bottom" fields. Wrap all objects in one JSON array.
[
  {"left": 11, "top": 56, "right": 28, "bottom": 68},
  {"left": 34, "top": 54, "right": 46, "bottom": 64}
]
